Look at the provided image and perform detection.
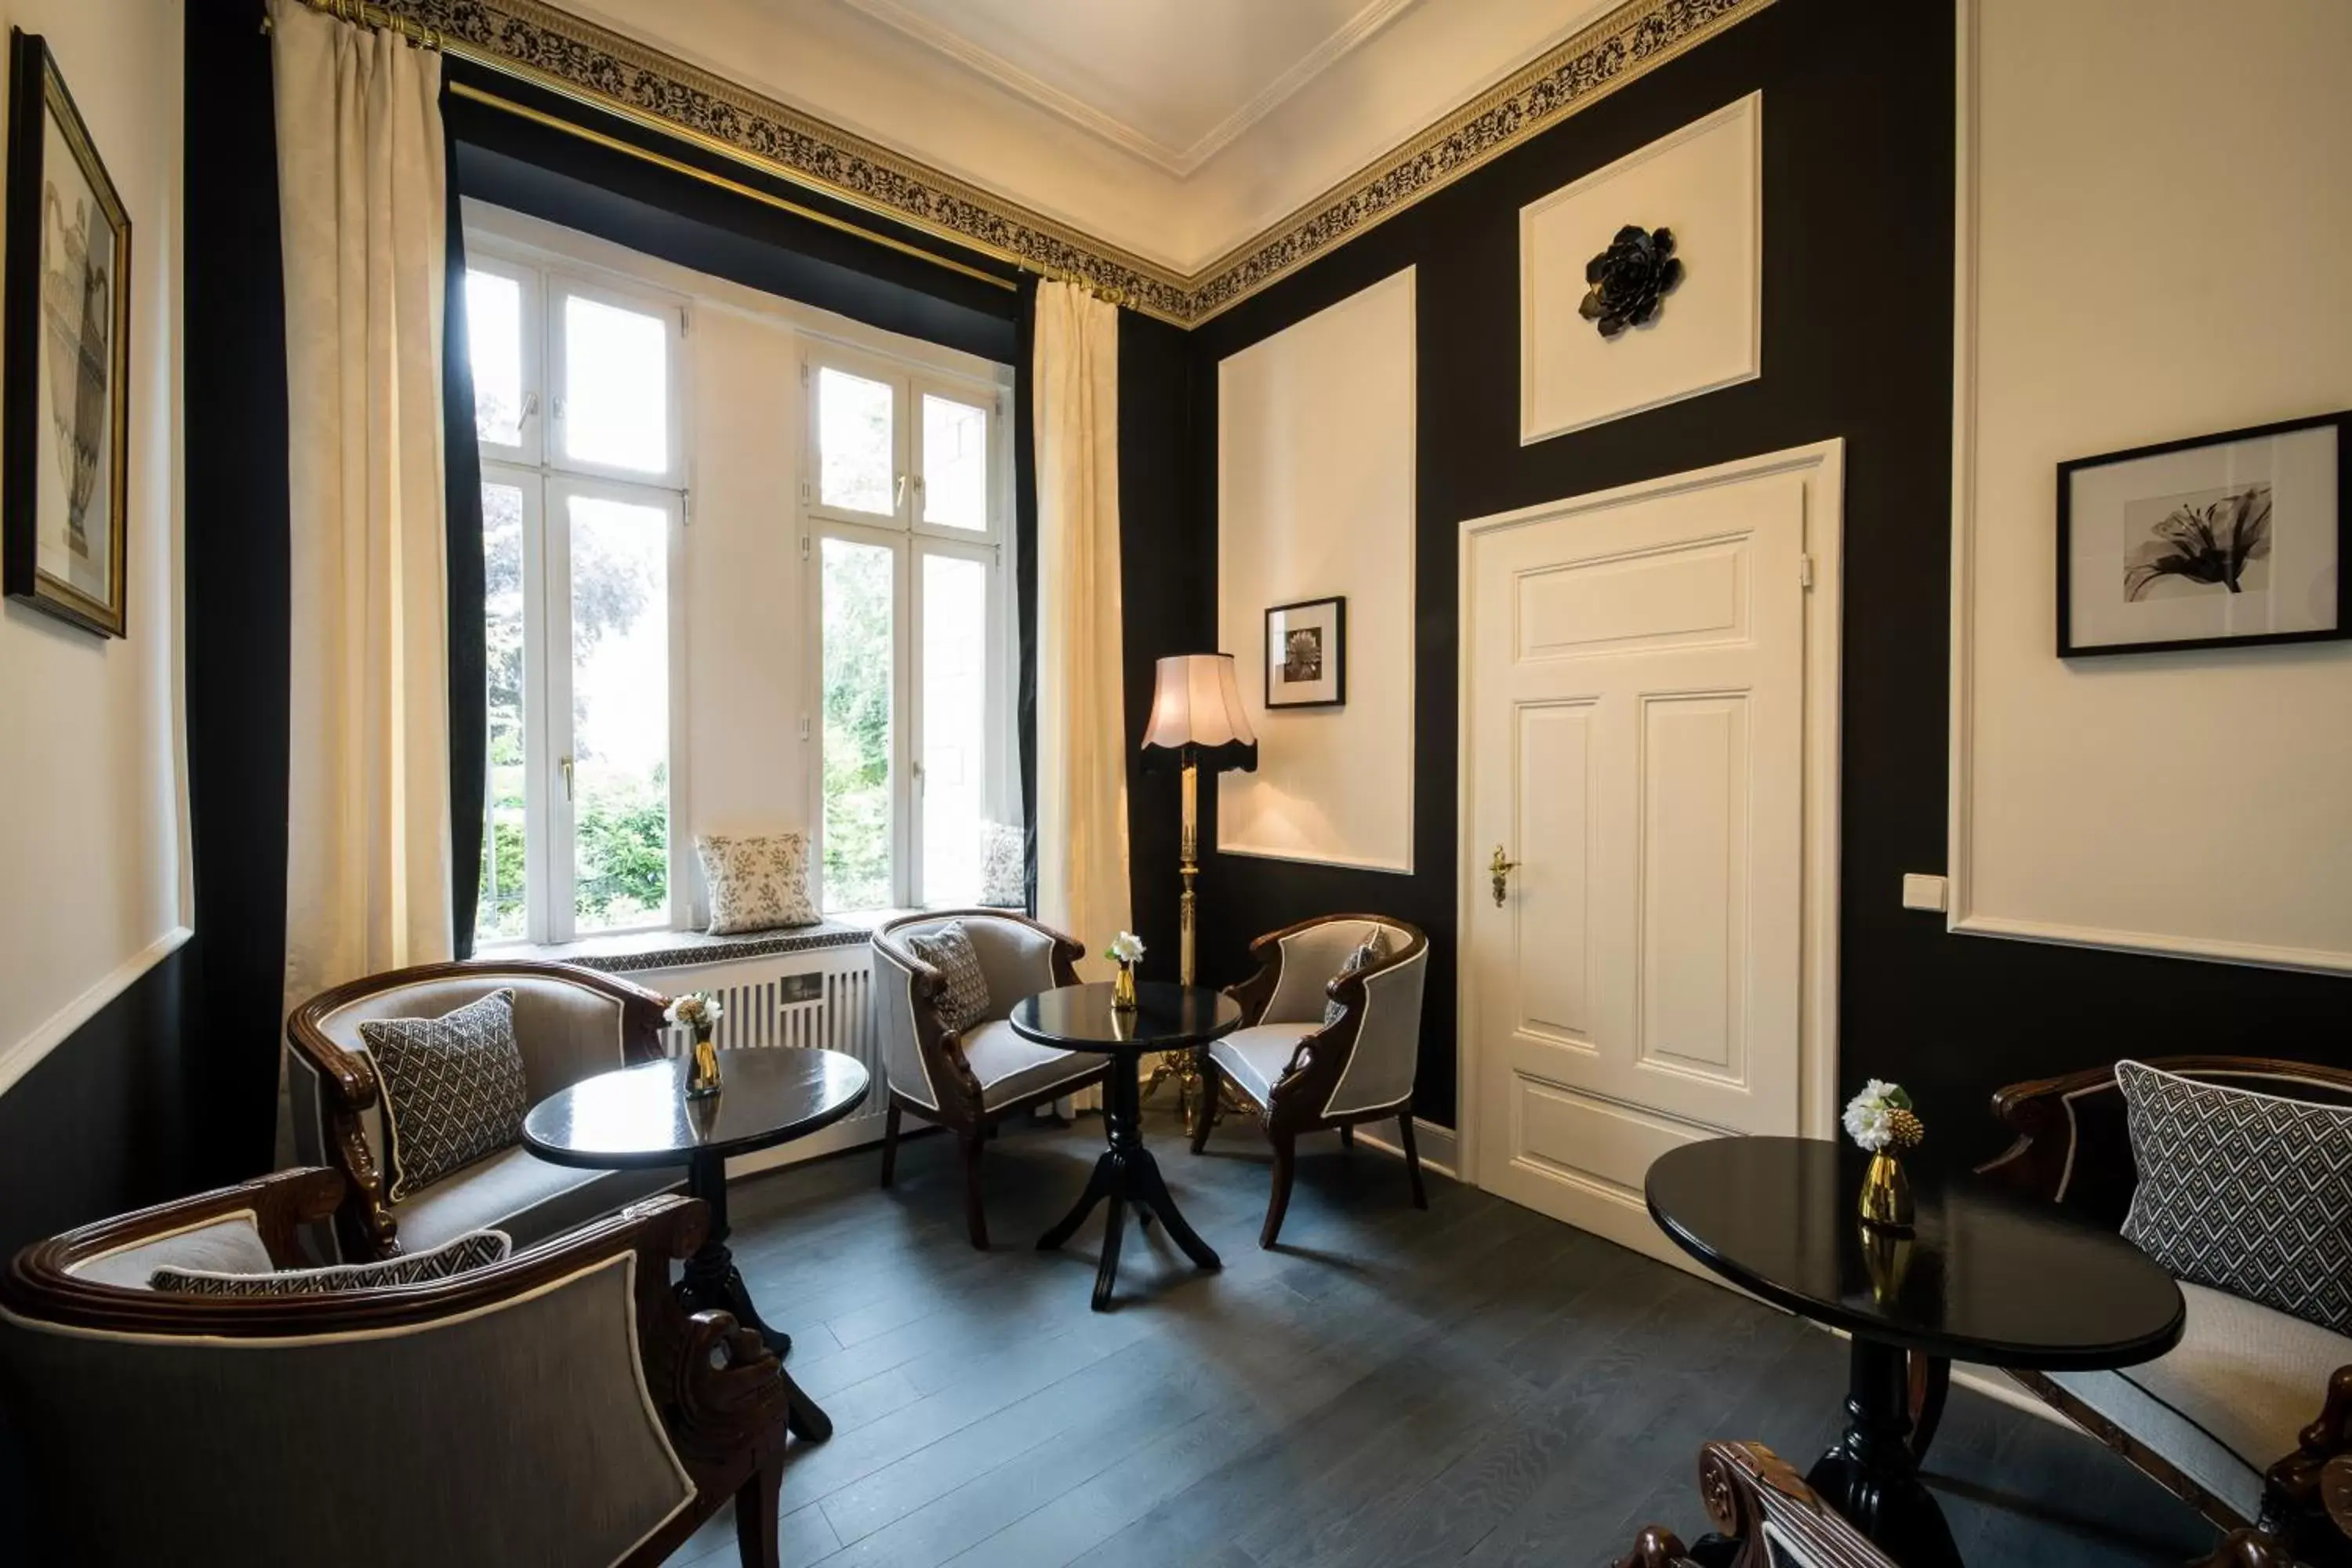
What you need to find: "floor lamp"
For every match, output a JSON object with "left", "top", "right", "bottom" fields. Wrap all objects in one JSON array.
[{"left": 1138, "top": 653, "right": 1257, "bottom": 1120}]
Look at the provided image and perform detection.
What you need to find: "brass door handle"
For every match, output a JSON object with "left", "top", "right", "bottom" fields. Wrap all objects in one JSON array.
[{"left": 1490, "top": 845, "right": 1520, "bottom": 907}]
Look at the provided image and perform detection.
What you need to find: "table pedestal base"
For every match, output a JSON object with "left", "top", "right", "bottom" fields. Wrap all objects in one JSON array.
[
  {"left": 1038, "top": 1054, "right": 1221, "bottom": 1310},
  {"left": 682, "top": 1152, "right": 833, "bottom": 1443},
  {"left": 1806, "top": 1337, "right": 1960, "bottom": 1568}
]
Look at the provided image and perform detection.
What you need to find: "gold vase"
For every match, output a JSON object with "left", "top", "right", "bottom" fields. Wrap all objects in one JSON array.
[
  {"left": 1112, "top": 964, "right": 1138, "bottom": 1011},
  {"left": 686, "top": 1028, "right": 723, "bottom": 1100},
  {"left": 1858, "top": 1149, "right": 1913, "bottom": 1231}
]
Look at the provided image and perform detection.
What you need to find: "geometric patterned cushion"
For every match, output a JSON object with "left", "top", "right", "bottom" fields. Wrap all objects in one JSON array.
[
  {"left": 147, "top": 1229, "right": 512, "bottom": 1295},
  {"left": 1323, "top": 928, "right": 1391, "bottom": 1028},
  {"left": 2118, "top": 1058, "right": 2352, "bottom": 1334},
  {"left": 905, "top": 922, "right": 992, "bottom": 1035},
  {"left": 695, "top": 829, "right": 818, "bottom": 935},
  {"left": 359, "top": 989, "right": 528, "bottom": 1202}
]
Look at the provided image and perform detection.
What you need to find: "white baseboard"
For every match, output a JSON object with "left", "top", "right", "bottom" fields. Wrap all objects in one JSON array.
[{"left": 1352, "top": 1116, "right": 1458, "bottom": 1179}]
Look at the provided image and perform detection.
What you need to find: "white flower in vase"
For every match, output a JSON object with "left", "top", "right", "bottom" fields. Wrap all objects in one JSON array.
[{"left": 1106, "top": 931, "right": 1146, "bottom": 967}]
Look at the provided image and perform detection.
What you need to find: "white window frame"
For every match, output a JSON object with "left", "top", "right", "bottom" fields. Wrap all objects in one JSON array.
[
  {"left": 802, "top": 343, "right": 1014, "bottom": 913},
  {"left": 469, "top": 234, "right": 693, "bottom": 946}
]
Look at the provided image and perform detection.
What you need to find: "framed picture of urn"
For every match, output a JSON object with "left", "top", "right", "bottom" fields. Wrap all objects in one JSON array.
[
  {"left": 2057, "top": 411, "right": 2346, "bottom": 658},
  {"left": 2, "top": 31, "right": 132, "bottom": 637},
  {"left": 1265, "top": 595, "right": 1346, "bottom": 709}
]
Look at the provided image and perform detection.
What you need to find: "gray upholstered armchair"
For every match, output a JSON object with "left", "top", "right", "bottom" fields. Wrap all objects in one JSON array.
[
  {"left": 287, "top": 960, "right": 678, "bottom": 1260},
  {"left": 871, "top": 909, "right": 1106, "bottom": 1247},
  {"left": 1195, "top": 913, "right": 1432, "bottom": 1247},
  {"left": 0, "top": 1168, "right": 792, "bottom": 1567}
]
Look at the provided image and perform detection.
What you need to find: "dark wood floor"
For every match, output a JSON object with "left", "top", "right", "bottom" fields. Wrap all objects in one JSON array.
[{"left": 666, "top": 1109, "right": 2221, "bottom": 1568}]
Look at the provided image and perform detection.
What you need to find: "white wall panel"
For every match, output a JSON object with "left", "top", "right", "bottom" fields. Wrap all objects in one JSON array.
[
  {"left": 1216, "top": 267, "right": 1416, "bottom": 873},
  {"left": 1951, "top": 0, "right": 2352, "bottom": 971},
  {"left": 0, "top": 0, "right": 188, "bottom": 1094},
  {"left": 1520, "top": 93, "right": 1759, "bottom": 443}
]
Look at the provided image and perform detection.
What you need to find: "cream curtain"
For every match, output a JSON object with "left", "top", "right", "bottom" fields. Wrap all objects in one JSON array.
[
  {"left": 270, "top": 0, "right": 455, "bottom": 1018},
  {"left": 1033, "top": 282, "right": 1131, "bottom": 978}
]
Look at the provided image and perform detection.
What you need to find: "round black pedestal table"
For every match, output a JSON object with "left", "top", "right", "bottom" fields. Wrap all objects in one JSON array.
[
  {"left": 1645, "top": 1136, "right": 2183, "bottom": 1568},
  {"left": 1011, "top": 982, "right": 1242, "bottom": 1311},
  {"left": 523, "top": 1047, "right": 869, "bottom": 1440}
]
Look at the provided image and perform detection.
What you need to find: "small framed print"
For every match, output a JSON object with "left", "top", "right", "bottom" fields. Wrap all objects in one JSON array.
[
  {"left": 2058, "top": 411, "right": 2346, "bottom": 657},
  {"left": 1265, "top": 596, "right": 1345, "bottom": 710},
  {"left": 2, "top": 31, "right": 131, "bottom": 638}
]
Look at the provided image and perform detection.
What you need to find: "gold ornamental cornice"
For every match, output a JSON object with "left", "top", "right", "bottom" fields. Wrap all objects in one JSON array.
[{"left": 340, "top": 0, "right": 1774, "bottom": 326}]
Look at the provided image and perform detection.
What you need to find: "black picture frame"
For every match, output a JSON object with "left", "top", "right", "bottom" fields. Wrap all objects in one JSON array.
[
  {"left": 2056, "top": 409, "right": 2347, "bottom": 658},
  {"left": 2, "top": 31, "right": 132, "bottom": 638},
  {"left": 1265, "top": 595, "right": 1346, "bottom": 710}
]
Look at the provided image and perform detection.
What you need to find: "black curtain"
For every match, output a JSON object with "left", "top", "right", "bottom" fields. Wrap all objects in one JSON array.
[
  {"left": 184, "top": 0, "right": 292, "bottom": 1189},
  {"left": 442, "top": 94, "right": 487, "bottom": 960},
  {"left": 1013, "top": 278, "right": 1040, "bottom": 912}
]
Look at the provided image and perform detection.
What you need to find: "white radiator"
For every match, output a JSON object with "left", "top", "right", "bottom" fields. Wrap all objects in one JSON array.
[{"left": 626, "top": 939, "right": 886, "bottom": 1174}]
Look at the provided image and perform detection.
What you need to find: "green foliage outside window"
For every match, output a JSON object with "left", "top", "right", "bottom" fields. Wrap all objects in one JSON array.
[{"left": 822, "top": 539, "right": 893, "bottom": 912}]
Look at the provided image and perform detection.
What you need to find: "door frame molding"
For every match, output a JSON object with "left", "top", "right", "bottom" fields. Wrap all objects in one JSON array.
[{"left": 1454, "top": 437, "right": 1846, "bottom": 1189}]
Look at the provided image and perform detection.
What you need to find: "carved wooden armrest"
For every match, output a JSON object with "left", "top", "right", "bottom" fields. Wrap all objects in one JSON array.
[
  {"left": 1612, "top": 1524, "right": 1698, "bottom": 1568},
  {"left": 2193, "top": 1528, "right": 2307, "bottom": 1568},
  {"left": 661, "top": 1308, "right": 789, "bottom": 1464},
  {"left": 1974, "top": 1062, "right": 2122, "bottom": 1203},
  {"left": 2261, "top": 1364, "right": 2352, "bottom": 1553},
  {"left": 5, "top": 1166, "right": 348, "bottom": 1312}
]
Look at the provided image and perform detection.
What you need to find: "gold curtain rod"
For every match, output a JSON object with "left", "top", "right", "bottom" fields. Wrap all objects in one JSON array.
[{"left": 267, "top": 0, "right": 1074, "bottom": 300}]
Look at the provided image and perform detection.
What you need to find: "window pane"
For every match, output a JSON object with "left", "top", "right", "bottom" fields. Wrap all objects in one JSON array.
[
  {"left": 477, "top": 481, "right": 528, "bottom": 943},
  {"left": 822, "top": 537, "right": 895, "bottom": 912},
  {"left": 568, "top": 496, "right": 670, "bottom": 931},
  {"left": 921, "top": 554, "right": 989, "bottom": 906},
  {"left": 466, "top": 271, "right": 524, "bottom": 448},
  {"left": 921, "top": 394, "right": 989, "bottom": 531},
  {"left": 562, "top": 295, "right": 668, "bottom": 474},
  {"left": 818, "top": 367, "right": 895, "bottom": 514}
]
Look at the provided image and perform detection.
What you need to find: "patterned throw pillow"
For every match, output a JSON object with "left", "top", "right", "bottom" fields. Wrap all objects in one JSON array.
[
  {"left": 1324, "top": 929, "right": 1392, "bottom": 1028},
  {"left": 977, "top": 821, "right": 1026, "bottom": 908},
  {"left": 151, "top": 1229, "right": 511, "bottom": 1296},
  {"left": 906, "top": 921, "right": 992, "bottom": 1034},
  {"left": 695, "top": 830, "right": 818, "bottom": 935},
  {"left": 2118, "top": 1058, "right": 2352, "bottom": 1333},
  {"left": 358, "top": 989, "right": 528, "bottom": 1202}
]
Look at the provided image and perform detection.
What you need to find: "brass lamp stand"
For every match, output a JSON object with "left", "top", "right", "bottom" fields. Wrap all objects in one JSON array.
[{"left": 1135, "top": 655, "right": 1257, "bottom": 1127}]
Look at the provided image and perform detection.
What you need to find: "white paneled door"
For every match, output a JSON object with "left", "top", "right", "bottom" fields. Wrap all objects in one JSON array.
[{"left": 1464, "top": 450, "right": 1837, "bottom": 1269}]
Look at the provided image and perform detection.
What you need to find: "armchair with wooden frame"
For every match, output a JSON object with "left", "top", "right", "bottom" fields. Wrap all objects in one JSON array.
[
  {"left": 0, "top": 1168, "right": 793, "bottom": 1568},
  {"left": 870, "top": 909, "right": 1109, "bottom": 1248},
  {"left": 285, "top": 959, "right": 677, "bottom": 1261},
  {"left": 1976, "top": 1054, "right": 2352, "bottom": 1568},
  {"left": 1617, "top": 1441, "right": 2295, "bottom": 1568},
  {"left": 1195, "top": 913, "right": 1432, "bottom": 1248}
]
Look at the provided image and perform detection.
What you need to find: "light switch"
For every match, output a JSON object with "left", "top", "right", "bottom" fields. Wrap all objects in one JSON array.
[{"left": 1901, "top": 873, "right": 1948, "bottom": 913}]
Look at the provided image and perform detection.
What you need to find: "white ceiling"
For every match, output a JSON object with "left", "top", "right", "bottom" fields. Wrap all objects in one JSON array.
[
  {"left": 834, "top": 0, "right": 1421, "bottom": 176},
  {"left": 566, "top": 0, "right": 1617, "bottom": 274}
]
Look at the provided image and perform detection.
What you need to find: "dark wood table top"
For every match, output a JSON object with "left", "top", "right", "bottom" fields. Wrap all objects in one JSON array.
[
  {"left": 1646, "top": 1135, "right": 2184, "bottom": 1370},
  {"left": 522, "top": 1047, "right": 869, "bottom": 1171},
  {"left": 1008, "top": 982, "right": 1243, "bottom": 1057}
]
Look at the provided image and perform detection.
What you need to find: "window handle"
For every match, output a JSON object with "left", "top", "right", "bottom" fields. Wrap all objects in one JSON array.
[
  {"left": 560, "top": 755, "right": 575, "bottom": 804},
  {"left": 521, "top": 390, "right": 539, "bottom": 423},
  {"left": 895, "top": 473, "right": 909, "bottom": 511}
]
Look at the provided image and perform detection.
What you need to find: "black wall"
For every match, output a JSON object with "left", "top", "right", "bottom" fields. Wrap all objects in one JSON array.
[{"left": 1172, "top": 0, "right": 2352, "bottom": 1148}]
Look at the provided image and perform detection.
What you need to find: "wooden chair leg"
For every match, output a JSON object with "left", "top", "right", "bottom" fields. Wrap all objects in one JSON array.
[
  {"left": 1338, "top": 1123, "right": 1354, "bottom": 1152},
  {"left": 1397, "top": 1111, "right": 1428, "bottom": 1210},
  {"left": 1261, "top": 1134, "right": 1297, "bottom": 1249},
  {"left": 879, "top": 1100, "right": 902, "bottom": 1189},
  {"left": 1190, "top": 1058, "right": 1221, "bottom": 1154},
  {"left": 733, "top": 1441, "right": 784, "bottom": 1568},
  {"left": 960, "top": 1130, "right": 989, "bottom": 1250}
]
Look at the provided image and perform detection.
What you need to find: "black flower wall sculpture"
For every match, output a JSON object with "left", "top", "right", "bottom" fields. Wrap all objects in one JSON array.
[
  {"left": 2124, "top": 486, "right": 2274, "bottom": 601},
  {"left": 1579, "top": 224, "right": 1684, "bottom": 337}
]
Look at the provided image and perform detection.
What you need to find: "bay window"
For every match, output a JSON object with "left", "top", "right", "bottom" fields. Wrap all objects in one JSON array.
[
  {"left": 805, "top": 349, "right": 1013, "bottom": 913},
  {"left": 466, "top": 250, "right": 687, "bottom": 944}
]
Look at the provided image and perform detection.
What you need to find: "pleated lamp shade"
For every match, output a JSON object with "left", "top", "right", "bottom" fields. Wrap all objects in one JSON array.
[{"left": 1142, "top": 653, "right": 1258, "bottom": 767}]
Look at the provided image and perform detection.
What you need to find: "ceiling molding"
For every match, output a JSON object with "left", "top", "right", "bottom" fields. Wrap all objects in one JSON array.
[
  {"left": 396, "top": 0, "right": 1772, "bottom": 325},
  {"left": 836, "top": 0, "right": 1425, "bottom": 177}
]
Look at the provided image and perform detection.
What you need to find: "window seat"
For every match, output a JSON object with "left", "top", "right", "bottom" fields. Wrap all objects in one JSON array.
[{"left": 481, "top": 920, "right": 873, "bottom": 978}]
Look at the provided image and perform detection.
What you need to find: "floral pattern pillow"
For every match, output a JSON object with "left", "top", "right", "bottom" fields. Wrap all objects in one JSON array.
[
  {"left": 695, "top": 831, "right": 818, "bottom": 935},
  {"left": 978, "top": 820, "right": 1026, "bottom": 908}
]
